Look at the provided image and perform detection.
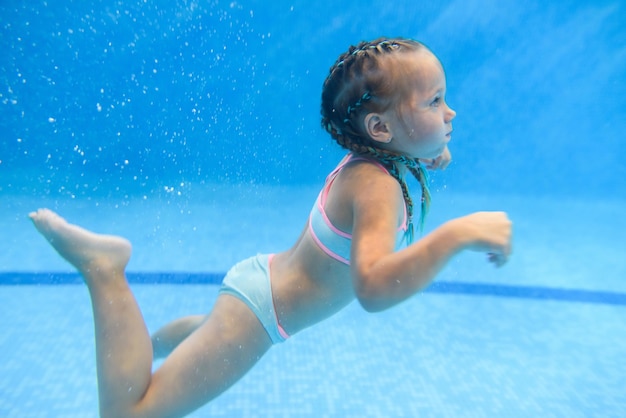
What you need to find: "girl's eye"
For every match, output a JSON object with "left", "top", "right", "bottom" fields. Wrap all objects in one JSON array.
[{"left": 431, "top": 96, "right": 441, "bottom": 107}]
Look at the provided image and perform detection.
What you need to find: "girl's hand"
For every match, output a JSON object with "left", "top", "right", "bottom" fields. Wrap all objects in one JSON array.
[
  {"left": 453, "top": 211, "right": 513, "bottom": 267},
  {"left": 420, "top": 145, "right": 452, "bottom": 171}
]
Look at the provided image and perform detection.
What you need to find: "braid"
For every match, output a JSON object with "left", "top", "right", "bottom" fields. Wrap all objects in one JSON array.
[{"left": 321, "top": 37, "right": 431, "bottom": 242}]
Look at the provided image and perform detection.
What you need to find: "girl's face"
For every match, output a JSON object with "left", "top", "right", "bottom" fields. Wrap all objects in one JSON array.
[{"left": 381, "top": 50, "right": 456, "bottom": 160}]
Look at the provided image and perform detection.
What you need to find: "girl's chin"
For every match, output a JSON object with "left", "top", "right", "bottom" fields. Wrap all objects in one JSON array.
[
  {"left": 408, "top": 143, "right": 447, "bottom": 160},
  {"left": 419, "top": 148, "right": 445, "bottom": 160}
]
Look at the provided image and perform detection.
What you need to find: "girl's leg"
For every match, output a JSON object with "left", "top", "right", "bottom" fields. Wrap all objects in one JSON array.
[
  {"left": 30, "top": 209, "right": 273, "bottom": 418},
  {"left": 151, "top": 314, "right": 207, "bottom": 359},
  {"left": 30, "top": 209, "right": 151, "bottom": 416},
  {"left": 138, "top": 294, "right": 272, "bottom": 417}
]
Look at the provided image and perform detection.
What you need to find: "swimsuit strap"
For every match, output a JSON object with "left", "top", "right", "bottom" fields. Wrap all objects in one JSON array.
[
  {"left": 319, "top": 153, "right": 389, "bottom": 207},
  {"left": 320, "top": 153, "right": 407, "bottom": 231}
]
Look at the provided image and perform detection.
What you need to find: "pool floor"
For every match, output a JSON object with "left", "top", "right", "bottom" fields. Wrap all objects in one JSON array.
[
  {"left": 1, "top": 189, "right": 625, "bottom": 416},
  {"left": 1, "top": 284, "right": 625, "bottom": 417}
]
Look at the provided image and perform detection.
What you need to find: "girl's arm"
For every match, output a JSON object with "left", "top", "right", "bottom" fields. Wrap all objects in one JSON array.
[{"left": 349, "top": 175, "right": 512, "bottom": 312}]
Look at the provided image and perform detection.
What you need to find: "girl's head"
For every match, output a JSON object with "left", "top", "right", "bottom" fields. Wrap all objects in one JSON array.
[{"left": 320, "top": 37, "right": 456, "bottom": 239}]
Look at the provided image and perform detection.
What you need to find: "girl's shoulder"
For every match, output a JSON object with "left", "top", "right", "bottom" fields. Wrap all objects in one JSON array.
[
  {"left": 338, "top": 157, "right": 402, "bottom": 193},
  {"left": 329, "top": 158, "right": 404, "bottom": 217},
  {"left": 321, "top": 158, "right": 405, "bottom": 238}
]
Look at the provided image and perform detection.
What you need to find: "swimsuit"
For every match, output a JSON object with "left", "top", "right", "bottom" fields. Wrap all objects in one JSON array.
[
  {"left": 308, "top": 153, "right": 409, "bottom": 265},
  {"left": 219, "top": 254, "right": 289, "bottom": 344},
  {"left": 219, "top": 154, "right": 408, "bottom": 344}
]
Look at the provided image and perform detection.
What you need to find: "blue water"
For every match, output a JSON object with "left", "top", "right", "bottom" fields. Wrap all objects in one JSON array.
[{"left": 2, "top": 1, "right": 626, "bottom": 417}]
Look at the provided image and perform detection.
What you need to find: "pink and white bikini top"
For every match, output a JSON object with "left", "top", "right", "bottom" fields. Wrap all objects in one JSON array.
[{"left": 308, "top": 153, "right": 409, "bottom": 265}]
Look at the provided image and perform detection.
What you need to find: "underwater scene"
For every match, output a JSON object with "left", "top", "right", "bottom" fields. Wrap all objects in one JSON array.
[{"left": 1, "top": 0, "right": 625, "bottom": 416}]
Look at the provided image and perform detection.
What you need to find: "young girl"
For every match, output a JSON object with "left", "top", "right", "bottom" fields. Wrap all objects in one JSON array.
[{"left": 30, "top": 37, "right": 512, "bottom": 418}]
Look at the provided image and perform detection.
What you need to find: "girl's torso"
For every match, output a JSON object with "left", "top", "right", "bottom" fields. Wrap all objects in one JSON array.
[{"left": 270, "top": 154, "right": 408, "bottom": 335}]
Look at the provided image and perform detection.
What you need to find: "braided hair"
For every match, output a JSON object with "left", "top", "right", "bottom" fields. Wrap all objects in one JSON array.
[{"left": 320, "top": 37, "right": 432, "bottom": 243}]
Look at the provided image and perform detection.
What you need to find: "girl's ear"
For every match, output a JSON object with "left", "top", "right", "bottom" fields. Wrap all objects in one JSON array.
[{"left": 364, "top": 113, "right": 393, "bottom": 144}]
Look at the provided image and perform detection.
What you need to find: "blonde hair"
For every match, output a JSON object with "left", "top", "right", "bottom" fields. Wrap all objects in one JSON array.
[{"left": 320, "top": 37, "right": 432, "bottom": 242}]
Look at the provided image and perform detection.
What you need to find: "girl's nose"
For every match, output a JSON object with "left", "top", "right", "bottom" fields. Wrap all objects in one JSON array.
[{"left": 446, "top": 105, "right": 456, "bottom": 122}]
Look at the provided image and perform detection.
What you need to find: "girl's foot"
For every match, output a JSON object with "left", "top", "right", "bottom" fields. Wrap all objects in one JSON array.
[{"left": 29, "top": 209, "right": 132, "bottom": 276}]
